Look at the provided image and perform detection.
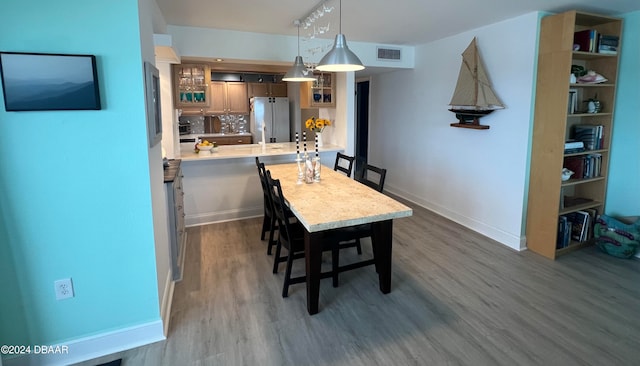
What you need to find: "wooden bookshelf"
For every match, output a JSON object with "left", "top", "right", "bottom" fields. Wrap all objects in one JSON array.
[{"left": 525, "top": 10, "right": 622, "bottom": 259}]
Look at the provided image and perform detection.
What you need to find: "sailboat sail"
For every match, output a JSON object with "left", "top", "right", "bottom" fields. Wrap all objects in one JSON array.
[{"left": 449, "top": 38, "right": 504, "bottom": 112}]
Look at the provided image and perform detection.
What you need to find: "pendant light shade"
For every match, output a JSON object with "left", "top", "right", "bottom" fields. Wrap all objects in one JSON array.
[
  {"left": 316, "top": 34, "right": 364, "bottom": 72},
  {"left": 283, "top": 22, "right": 316, "bottom": 82},
  {"left": 283, "top": 56, "right": 315, "bottom": 81},
  {"left": 316, "top": 0, "right": 364, "bottom": 72}
]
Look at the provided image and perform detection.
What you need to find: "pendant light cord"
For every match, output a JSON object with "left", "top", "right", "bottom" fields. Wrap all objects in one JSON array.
[
  {"left": 297, "top": 23, "right": 300, "bottom": 55},
  {"left": 339, "top": 0, "right": 342, "bottom": 34}
]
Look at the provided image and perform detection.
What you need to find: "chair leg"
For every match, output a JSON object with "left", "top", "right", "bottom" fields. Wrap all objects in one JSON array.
[
  {"left": 267, "top": 217, "right": 277, "bottom": 255},
  {"left": 272, "top": 239, "right": 283, "bottom": 274},
  {"left": 282, "top": 248, "right": 296, "bottom": 298},
  {"left": 356, "top": 238, "right": 362, "bottom": 255},
  {"left": 260, "top": 213, "right": 269, "bottom": 240},
  {"left": 332, "top": 246, "right": 339, "bottom": 288}
]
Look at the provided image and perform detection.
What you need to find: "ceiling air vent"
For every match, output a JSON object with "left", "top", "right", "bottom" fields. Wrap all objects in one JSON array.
[{"left": 377, "top": 47, "right": 401, "bottom": 61}]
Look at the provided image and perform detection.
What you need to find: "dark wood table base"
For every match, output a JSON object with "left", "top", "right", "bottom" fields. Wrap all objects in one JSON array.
[{"left": 304, "top": 219, "right": 394, "bottom": 315}]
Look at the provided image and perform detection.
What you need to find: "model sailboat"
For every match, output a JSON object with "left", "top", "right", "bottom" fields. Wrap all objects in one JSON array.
[{"left": 449, "top": 38, "right": 504, "bottom": 129}]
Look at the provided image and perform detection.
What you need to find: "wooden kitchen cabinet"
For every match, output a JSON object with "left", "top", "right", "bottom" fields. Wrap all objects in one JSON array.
[
  {"left": 202, "top": 135, "right": 252, "bottom": 145},
  {"left": 165, "top": 160, "right": 186, "bottom": 281},
  {"left": 300, "top": 72, "right": 335, "bottom": 108},
  {"left": 210, "top": 81, "right": 249, "bottom": 114},
  {"left": 173, "top": 64, "right": 210, "bottom": 109},
  {"left": 248, "top": 82, "right": 288, "bottom": 98}
]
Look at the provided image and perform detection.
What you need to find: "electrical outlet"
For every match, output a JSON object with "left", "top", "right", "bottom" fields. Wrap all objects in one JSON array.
[{"left": 54, "top": 278, "right": 74, "bottom": 300}]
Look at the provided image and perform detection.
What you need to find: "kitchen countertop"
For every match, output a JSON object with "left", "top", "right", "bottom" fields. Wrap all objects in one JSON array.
[
  {"left": 180, "top": 142, "right": 342, "bottom": 162},
  {"left": 163, "top": 159, "right": 182, "bottom": 183},
  {"left": 180, "top": 132, "right": 252, "bottom": 140},
  {"left": 198, "top": 132, "right": 252, "bottom": 138}
]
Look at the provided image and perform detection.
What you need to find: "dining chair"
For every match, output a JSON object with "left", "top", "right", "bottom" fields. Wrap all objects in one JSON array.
[
  {"left": 356, "top": 163, "right": 387, "bottom": 193},
  {"left": 265, "top": 170, "right": 339, "bottom": 296},
  {"left": 333, "top": 152, "right": 355, "bottom": 177},
  {"left": 333, "top": 163, "right": 388, "bottom": 285},
  {"left": 255, "top": 157, "right": 277, "bottom": 255}
]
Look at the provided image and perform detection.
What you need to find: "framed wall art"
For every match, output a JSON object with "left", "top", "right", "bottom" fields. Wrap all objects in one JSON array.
[
  {"left": 144, "top": 61, "right": 162, "bottom": 147},
  {"left": 0, "top": 51, "right": 101, "bottom": 111}
]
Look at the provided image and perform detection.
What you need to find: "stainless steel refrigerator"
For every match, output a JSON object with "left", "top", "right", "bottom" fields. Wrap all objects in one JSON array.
[{"left": 250, "top": 97, "right": 290, "bottom": 143}]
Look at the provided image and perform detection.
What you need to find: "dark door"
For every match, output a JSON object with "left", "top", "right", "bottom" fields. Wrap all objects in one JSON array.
[{"left": 355, "top": 80, "right": 370, "bottom": 178}]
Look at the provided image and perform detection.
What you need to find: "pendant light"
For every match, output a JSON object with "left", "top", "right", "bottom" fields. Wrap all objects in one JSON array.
[
  {"left": 283, "top": 21, "right": 316, "bottom": 82},
  {"left": 316, "top": 0, "right": 364, "bottom": 72}
]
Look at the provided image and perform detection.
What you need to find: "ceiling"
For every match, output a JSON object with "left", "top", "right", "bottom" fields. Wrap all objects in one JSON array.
[
  {"left": 155, "top": 0, "right": 639, "bottom": 77},
  {"left": 155, "top": 0, "right": 639, "bottom": 46}
]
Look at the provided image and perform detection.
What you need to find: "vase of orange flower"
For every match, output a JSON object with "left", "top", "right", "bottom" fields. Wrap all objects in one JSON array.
[{"left": 305, "top": 117, "right": 330, "bottom": 147}]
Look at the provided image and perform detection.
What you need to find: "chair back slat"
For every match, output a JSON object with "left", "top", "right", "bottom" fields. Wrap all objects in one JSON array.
[
  {"left": 356, "top": 164, "right": 387, "bottom": 192},
  {"left": 256, "top": 158, "right": 274, "bottom": 216},
  {"left": 265, "top": 170, "right": 292, "bottom": 247},
  {"left": 334, "top": 152, "right": 355, "bottom": 177}
]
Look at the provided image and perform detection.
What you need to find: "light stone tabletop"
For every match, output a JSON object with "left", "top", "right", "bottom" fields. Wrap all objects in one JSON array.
[{"left": 266, "top": 163, "right": 413, "bottom": 233}]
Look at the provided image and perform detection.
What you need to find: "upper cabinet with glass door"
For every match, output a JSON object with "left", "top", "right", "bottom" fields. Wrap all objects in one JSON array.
[
  {"left": 173, "top": 64, "right": 210, "bottom": 109},
  {"left": 311, "top": 72, "right": 335, "bottom": 107},
  {"left": 301, "top": 72, "right": 335, "bottom": 108}
]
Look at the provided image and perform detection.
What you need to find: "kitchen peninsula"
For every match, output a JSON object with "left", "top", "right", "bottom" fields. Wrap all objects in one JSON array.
[{"left": 179, "top": 142, "right": 343, "bottom": 226}]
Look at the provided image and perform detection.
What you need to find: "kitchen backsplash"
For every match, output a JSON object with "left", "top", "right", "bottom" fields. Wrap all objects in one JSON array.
[
  {"left": 178, "top": 113, "right": 249, "bottom": 134},
  {"left": 216, "top": 114, "right": 249, "bottom": 134}
]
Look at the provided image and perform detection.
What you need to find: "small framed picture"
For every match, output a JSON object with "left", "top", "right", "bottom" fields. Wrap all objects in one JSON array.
[{"left": 144, "top": 61, "right": 162, "bottom": 147}]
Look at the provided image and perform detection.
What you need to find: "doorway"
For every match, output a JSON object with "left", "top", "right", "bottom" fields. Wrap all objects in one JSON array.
[{"left": 355, "top": 79, "right": 370, "bottom": 178}]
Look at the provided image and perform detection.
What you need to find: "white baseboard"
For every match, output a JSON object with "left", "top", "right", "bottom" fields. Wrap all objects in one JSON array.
[
  {"left": 386, "top": 185, "right": 526, "bottom": 251},
  {"left": 4, "top": 320, "right": 165, "bottom": 366},
  {"left": 186, "top": 207, "right": 262, "bottom": 227},
  {"left": 161, "top": 270, "right": 175, "bottom": 337}
]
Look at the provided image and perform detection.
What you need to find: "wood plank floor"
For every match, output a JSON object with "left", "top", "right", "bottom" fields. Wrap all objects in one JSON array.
[{"left": 76, "top": 200, "right": 640, "bottom": 366}]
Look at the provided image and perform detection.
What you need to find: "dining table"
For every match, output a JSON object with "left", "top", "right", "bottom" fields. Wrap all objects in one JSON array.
[{"left": 266, "top": 162, "right": 413, "bottom": 315}]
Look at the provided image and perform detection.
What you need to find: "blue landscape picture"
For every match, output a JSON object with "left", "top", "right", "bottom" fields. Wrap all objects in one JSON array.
[{"left": 0, "top": 52, "right": 101, "bottom": 111}]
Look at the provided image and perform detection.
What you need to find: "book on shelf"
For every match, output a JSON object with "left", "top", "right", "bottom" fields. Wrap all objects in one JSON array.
[
  {"left": 583, "top": 208, "right": 599, "bottom": 241},
  {"left": 568, "top": 88, "right": 578, "bottom": 114},
  {"left": 556, "top": 215, "right": 572, "bottom": 249},
  {"left": 585, "top": 153, "right": 602, "bottom": 178},
  {"left": 564, "top": 156, "right": 585, "bottom": 179},
  {"left": 564, "top": 148, "right": 586, "bottom": 154},
  {"left": 573, "top": 124, "right": 604, "bottom": 150},
  {"left": 557, "top": 215, "right": 571, "bottom": 249},
  {"left": 566, "top": 210, "right": 590, "bottom": 242},
  {"left": 565, "top": 141, "right": 584, "bottom": 149},
  {"left": 563, "top": 154, "right": 602, "bottom": 179},
  {"left": 598, "top": 34, "right": 619, "bottom": 54},
  {"left": 564, "top": 140, "right": 584, "bottom": 152},
  {"left": 574, "top": 29, "right": 599, "bottom": 52},
  {"left": 598, "top": 125, "right": 603, "bottom": 148}
]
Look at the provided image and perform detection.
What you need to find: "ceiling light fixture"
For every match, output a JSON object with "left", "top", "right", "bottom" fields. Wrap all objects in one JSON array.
[
  {"left": 316, "top": 0, "right": 364, "bottom": 72},
  {"left": 301, "top": 0, "right": 334, "bottom": 31},
  {"left": 283, "top": 20, "right": 317, "bottom": 82}
]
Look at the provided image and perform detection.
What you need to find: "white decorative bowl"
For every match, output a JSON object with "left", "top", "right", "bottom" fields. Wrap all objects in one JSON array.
[{"left": 197, "top": 144, "right": 214, "bottom": 152}]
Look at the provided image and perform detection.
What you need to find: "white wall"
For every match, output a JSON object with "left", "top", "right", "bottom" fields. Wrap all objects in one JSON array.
[
  {"left": 368, "top": 12, "right": 539, "bottom": 250},
  {"left": 141, "top": 0, "right": 171, "bottom": 334},
  {"left": 330, "top": 72, "right": 356, "bottom": 156},
  {"left": 167, "top": 25, "right": 414, "bottom": 70}
]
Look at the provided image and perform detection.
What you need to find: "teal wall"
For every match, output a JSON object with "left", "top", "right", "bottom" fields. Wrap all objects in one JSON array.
[
  {"left": 607, "top": 11, "right": 640, "bottom": 217},
  {"left": 0, "top": 0, "right": 160, "bottom": 347}
]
